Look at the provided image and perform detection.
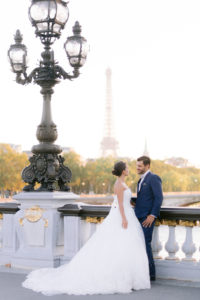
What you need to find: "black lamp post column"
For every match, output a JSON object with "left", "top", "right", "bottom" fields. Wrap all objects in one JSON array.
[
  {"left": 8, "top": 0, "right": 88, "bottom": 192},
  {"left": 21, "top": 45, "right": 71, "bottom": 192}
]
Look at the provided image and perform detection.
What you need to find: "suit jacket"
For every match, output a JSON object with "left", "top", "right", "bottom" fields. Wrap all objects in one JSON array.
[{"left": 134, "top": 172, "right": 163, "bottom": 219}]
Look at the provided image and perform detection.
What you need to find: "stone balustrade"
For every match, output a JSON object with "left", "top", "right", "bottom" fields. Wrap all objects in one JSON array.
[
  {"left": 152, "top": 207, "right": 200, "bottom": 261},
  {"left": 0, "top": 200, "right": 200, "bottom": 283},
  {"left": 58, "top": 204, "right": 200, "bottom": 282}
]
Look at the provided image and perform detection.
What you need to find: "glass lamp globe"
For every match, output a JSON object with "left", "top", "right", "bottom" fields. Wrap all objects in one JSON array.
[
  {"left": 64, "top": 21, "right": 89, "bottom": 68},
  {"left": 29, "top": 0, "right": 69, "bottom": 45},
  {"left": 8, "top": 30, "right": 27, "bottom": 73}
]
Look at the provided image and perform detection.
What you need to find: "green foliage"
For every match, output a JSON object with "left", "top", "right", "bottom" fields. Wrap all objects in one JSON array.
[
  {"left": 1, "top": 145, "right": 200, "bottom": 194},
  {"left": 63, "top": 151, "right": 83, "bottom": 193},
  {"left": 0, "top": 144, "right": 28, "bottom": 196},
  {"left": 63, "top": 152, "right": 200, "bottom": 194}
]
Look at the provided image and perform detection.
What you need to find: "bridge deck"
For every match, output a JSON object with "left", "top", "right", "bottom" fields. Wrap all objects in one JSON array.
[{"left": 0, "top": 268, "right": 200, "bottom": 300}]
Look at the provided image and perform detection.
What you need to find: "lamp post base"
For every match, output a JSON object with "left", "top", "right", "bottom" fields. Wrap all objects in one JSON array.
[
  {"left": 11, "top": 191, "right": 79, "bottom": 269},
  {"left": 22, "top": 153, "right": 72, "bottom": 192}
]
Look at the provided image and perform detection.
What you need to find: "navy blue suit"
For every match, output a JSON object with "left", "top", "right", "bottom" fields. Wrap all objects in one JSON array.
[{"left": 135, "top": 172, "right": 163, "bottom": 279}]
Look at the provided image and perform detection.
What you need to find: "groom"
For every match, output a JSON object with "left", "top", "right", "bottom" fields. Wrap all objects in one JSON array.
[{"left": 134, "top": 156, "right": 163, "bottom": 281}]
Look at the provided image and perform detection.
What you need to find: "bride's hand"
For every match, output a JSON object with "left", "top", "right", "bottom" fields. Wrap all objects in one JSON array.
[{"left": 122, "top": 218, "right": 128, "bottom": 229}]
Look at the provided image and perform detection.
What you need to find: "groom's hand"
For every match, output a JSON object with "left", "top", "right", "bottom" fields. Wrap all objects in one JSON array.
[{"left": 142, "top": 215, "right": 155, "bottom": 228}]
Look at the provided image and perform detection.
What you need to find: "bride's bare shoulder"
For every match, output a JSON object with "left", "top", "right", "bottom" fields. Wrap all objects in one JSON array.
[{"left": 114, "top": 181, "right": 125, "bottom": 194}]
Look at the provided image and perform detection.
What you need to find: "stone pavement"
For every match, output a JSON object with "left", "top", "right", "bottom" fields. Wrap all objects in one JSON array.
[{"left": 0, "top": 269, "right": 200, "bottom": 300}]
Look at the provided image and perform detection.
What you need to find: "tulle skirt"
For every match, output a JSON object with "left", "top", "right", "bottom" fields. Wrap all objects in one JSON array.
[{"left": 22, "top": 205, "right": 150, "bottom": 295}]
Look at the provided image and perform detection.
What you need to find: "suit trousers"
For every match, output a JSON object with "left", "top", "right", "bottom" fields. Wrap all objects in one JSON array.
[{"left": 138, "top": 217, "right": 155, "bottom": 278}]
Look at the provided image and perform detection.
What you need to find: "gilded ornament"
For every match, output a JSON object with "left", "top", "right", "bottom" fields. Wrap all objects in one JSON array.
[
  {"left": 161, "top": 219, "right": 178, "bottom": 226},
  {"left": 85, "top": 217, "right": 104, "bottom": 224},
  {"left": 19, "top": 218, "right": 24, "bottom": 226},
  {"left": 0, "top": 213, "right": 3, "bottom": 220},
  {"left": 25, "top": 206, "right": 45, "bottom": 222},
  {"left": 43, "top": 218, "right": 48, "bottom": 227},
  {"left": 155, "top": 219, "right": 161, "bottom": 226},
  {"left": 159, "top": 219, "right": 198, "bottom": 227},
  {"left": 178, "top": 220, "right": 196, "bottom": 227}
]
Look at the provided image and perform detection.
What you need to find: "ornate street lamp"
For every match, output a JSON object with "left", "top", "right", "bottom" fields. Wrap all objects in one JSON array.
[
  {"left": 8, "top": 30, "right": 27, "bottom": 73},
  {"left": 8, "top": 0, "right": 89, "bottom": 192}
]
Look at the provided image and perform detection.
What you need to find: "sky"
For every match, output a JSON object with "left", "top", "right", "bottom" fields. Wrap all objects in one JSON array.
[{"left": 1, "top": 0, "right": 200, "bottom": 166}]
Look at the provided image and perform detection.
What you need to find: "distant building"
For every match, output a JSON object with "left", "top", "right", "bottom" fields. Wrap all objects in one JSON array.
[
  {"left": 23, "top": 150, "right": 32, "bottom": 158},
  {"left": 164, "top": 157, "right": 189, "bottom": 168},
  {"left": 62, "top": 147, "right": 74, "bottom": 154},
  {"left": 9, "top": 144, "right": 22, "bottom": 153},
  {"left": 86, "top": 158, "right": 96, "bottom": 163}
]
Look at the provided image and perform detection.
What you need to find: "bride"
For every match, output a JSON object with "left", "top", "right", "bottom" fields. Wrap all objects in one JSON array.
[{"left": 22, "top": 161, "right": 150, "bottom": 295}]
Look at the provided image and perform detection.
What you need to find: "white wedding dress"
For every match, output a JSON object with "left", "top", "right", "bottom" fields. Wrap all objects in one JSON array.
[{"left": 22, "top": 188, "right": 150, "bottom": 295}]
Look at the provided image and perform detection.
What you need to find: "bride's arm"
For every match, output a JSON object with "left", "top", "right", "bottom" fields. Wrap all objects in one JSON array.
[{"left": 116, "top": 185, "right": 128, "bottom": 229}]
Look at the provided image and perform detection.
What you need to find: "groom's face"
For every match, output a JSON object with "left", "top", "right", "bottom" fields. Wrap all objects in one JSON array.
[{"left": 136, "top": 161, "right": 150, "bottom": 175}]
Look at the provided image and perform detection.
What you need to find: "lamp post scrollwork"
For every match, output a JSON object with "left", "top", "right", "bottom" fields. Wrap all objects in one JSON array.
[{"left": 8, "top": 0, "right": 89, "bottom": 192}]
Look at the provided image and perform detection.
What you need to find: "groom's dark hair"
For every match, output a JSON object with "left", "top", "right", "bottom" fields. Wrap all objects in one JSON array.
[{"left": 137, "top": 156, "right": 151, "bottom": 166}]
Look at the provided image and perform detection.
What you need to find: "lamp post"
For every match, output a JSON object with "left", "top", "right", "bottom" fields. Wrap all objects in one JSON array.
[
  {"left": 8, "top": 0, "right": 89, "bottom": 192},
  {"left": 102, "top": 182, "right": 106, "bottom": 194},
  {"left": 81, "top": 182, "right": 85, "bottom": 193}
]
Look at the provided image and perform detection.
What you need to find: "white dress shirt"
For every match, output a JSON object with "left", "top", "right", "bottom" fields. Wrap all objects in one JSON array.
[{"left": 138, "top": 170, "right": 150, "bottom": 191}]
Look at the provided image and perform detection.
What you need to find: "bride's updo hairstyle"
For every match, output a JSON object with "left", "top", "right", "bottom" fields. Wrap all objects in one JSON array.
[{"left": 112, "top": 161, "right": 126, "bottom": 177}]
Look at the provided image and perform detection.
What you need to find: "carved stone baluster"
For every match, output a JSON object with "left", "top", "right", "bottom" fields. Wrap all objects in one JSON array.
[
  {"left": 181, "top": 221, "right": 196, "bottom": 261},
  {"left": 80, "top": 217, "right": 104, "bottom": 247},
  {"left": 86, "top": 217, "right": 104, "bottom": 237},
  {"left": 164, "top": 220, "right": 179, "bottom": 260},
  {"left": 79, "top": 219, "right": 91, "bottom": 247},
  {"left": 90, "top": 223, "right": 97, "bottom": 237},
  {"left": 63, "top": 216, "right": 81, "bottom": 262},
  {"left": 152, "top": 220, "right": 162, "bottom": 259},
  {"left": 0, "top": 213, "right": 16, "bottom": 265}
]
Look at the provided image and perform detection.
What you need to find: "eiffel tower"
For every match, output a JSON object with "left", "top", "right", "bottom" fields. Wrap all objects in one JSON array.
[
  {"left": 143, "top": 138, "right": 149, "bottom": 157},
  {"left": 101, "top": 68, "right": 119, "bottom": 157}
]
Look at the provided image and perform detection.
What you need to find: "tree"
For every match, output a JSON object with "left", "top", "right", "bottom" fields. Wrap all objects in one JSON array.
[
  {"left": 2, "top": 145, "right": 200, "bottom": 195},
  {"left": 85, "top": 157, "right": 116, "bottom": 194},
  {"left": 62, "top": 151, "right": 83, "bottom": 193},
  {"left": 0, "top": 144, "right": 28, "bottom": 196}
]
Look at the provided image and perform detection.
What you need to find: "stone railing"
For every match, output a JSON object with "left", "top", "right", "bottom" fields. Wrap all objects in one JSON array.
[
  {"left": 58, "top": 203, "right": 200, "bottom": 282},
  {"left": 0, "top": 201, "right": 200, "bottom": 283},
  {"left": 152, "top": 207, "right": 200, "bottom": 260},
  {"left": 78, "top": 193, "right": 200, "bottom": 206}
]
